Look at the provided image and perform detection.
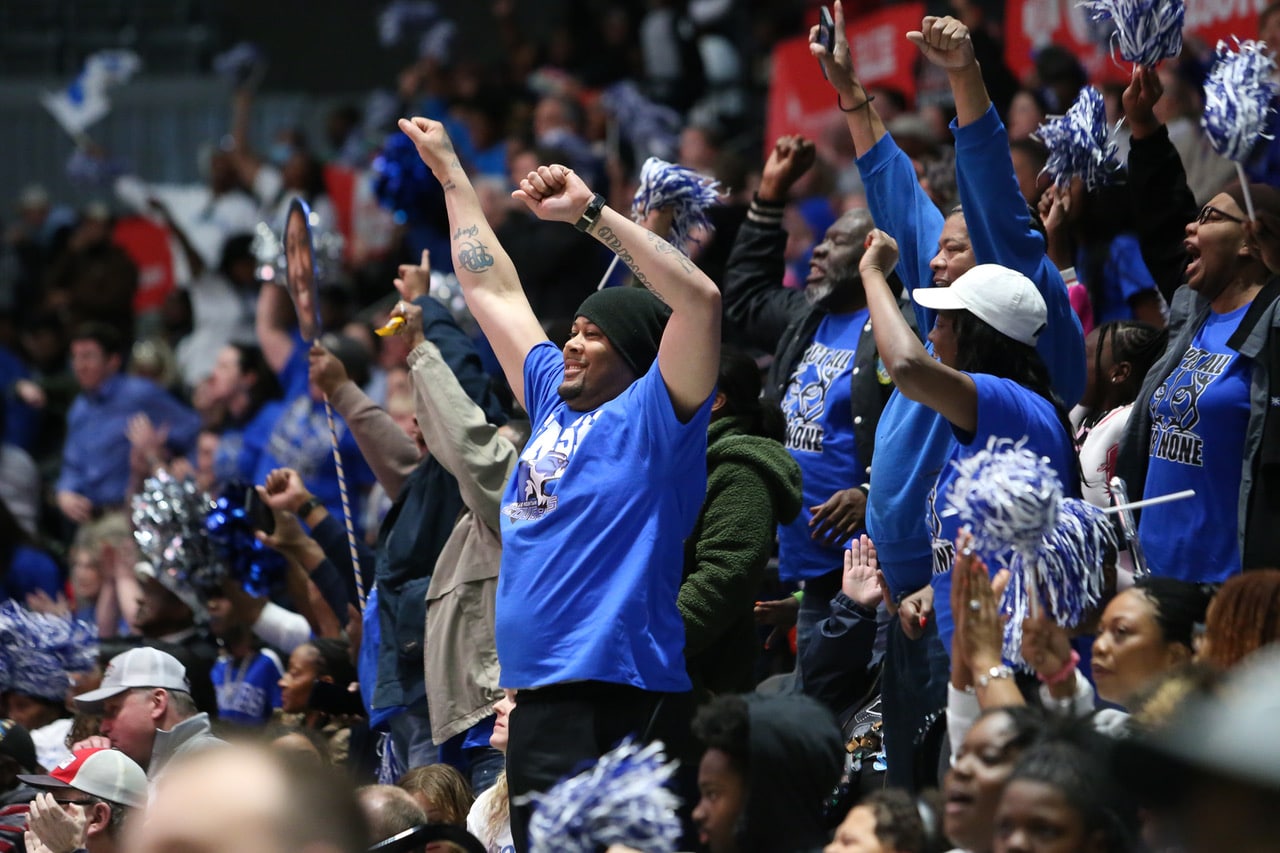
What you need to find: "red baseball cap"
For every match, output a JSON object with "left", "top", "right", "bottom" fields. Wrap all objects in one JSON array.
[{"left": 18, "top": 747, "right": 147, "bottom": 808}]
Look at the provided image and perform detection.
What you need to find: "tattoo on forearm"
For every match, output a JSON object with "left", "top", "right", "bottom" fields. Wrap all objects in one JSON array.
[
  {"left": 596, "top": 225, "right": 667, "bottom": 301},
  {"left": 453, "top": 225, "right": 495, "bottom": 273},
  {"left": 643, "top": 229, "right": 697, "bottom": 273}
]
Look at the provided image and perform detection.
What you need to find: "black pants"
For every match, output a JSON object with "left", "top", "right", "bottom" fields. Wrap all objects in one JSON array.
[{"left": 505, "top": 681, "right": 694, "bottom": 852}]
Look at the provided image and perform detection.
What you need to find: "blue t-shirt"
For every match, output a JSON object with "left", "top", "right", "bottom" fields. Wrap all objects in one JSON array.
[
  {"left": 778, "top": 309, "right": 869, "bottom": 582},
  {"left": 928, "top": 374, "right": 1079, "bottom": 657},
  {"left": 214, "top": 402, "right": 285, "bottom": 489},
  {"left": 496, "top": 341, "right": 713, "bottom": 692},
  {"left": 1139, "top": 304, "right": 1252, "bottom": 581},
  {"left": 211, "top": 649, "right": 284, "bottom": 725},
  {"left": 252, "top": 395, "right": 375, "bottom": 537},
  {"left": 1077, "top": 234, "right": 1161, "bottom": 325}
]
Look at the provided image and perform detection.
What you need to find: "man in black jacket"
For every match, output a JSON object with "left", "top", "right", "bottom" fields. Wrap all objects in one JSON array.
[{"left": 723, "top": 135, "right": 915, "bottom": 664}]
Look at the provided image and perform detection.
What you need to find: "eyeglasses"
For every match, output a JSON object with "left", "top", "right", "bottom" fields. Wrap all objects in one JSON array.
[{"left": 1196, "top": 205, "right": 1245, "bottom": 226}]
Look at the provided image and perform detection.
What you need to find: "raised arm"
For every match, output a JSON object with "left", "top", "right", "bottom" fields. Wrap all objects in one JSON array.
[
  {"left": 721, "top": 136, "right": 815, "bottom": 348},
  {"left": 861, "top": 230, "right": 977, "bottom": 432},
  {"left": 397, "top": 117, "right": 546, "bottom": 408},
  {"left": 390, "top": 259, "right": 517, "bottom": 531},
  {"left": 514, "top": 166, "right": 721, "bottom": 420},
  {"left": 255, "top": 281, "right": 297, "bottom": 376},
  {"left": 1123, "top": 65, "right": 1196, "bottom": 300},
  {"left": 815, "top": 3, "right": 945, "bottom": 320},
  {"left": 310, "top": 345, "right": 419, "bottom": 501},
  {"left": 810, "top": 0, "right": 890, "bottom": 157},
  {"left": 909, "top": 16, "right": 990, "bottom": 127}
]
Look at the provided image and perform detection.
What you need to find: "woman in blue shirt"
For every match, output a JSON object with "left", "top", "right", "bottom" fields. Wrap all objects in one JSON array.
[{"left": 859, "top": 231, "right": 1079, "bottom": 656}]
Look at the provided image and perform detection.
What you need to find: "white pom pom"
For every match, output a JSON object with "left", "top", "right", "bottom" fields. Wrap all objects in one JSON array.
[
  {"left": 1078, "top": 0, "right": 1184, "bottom": 67},
  {"left": 1202, "top": 39, "right": 1279, "bottom": 163}
]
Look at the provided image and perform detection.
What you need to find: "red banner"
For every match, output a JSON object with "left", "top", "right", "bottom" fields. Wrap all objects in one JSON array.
[
  {"left": 1005, "top": 0, "right": 1268, "bottom": 86},
  {"left": 114, "top": 216, "right": 175, "bottom": 316},
  {"left": 766, "top": 2, "right": 925, "bottom": 153}
]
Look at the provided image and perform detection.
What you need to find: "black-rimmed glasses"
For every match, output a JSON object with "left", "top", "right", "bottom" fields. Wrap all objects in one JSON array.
[{"left": 1196, "top": 204, "right": 1245, "bottom": 225}]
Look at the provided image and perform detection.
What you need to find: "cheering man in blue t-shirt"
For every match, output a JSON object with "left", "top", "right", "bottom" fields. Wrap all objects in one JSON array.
[{"left": 399, "top": 116, "right": 721, "bottom": 851}]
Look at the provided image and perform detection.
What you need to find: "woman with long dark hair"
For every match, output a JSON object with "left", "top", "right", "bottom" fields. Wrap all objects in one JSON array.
[
  {"left": 1116, "top": 67, "right": 1280, "bottom": 581},
  {"left": 205, "top": 342, "right": 283, "bottom": 488},
  {"left": 859, "top": 230, "right": 1079, "bottom": 659}
]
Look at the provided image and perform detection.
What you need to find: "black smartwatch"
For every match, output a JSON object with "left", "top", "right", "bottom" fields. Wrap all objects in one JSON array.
[
  {"left": 574, "top": 193, "right": 606, "bottom": 232},
  {"left": 296, "top": 496, "right": 324, "bottom": 522}
]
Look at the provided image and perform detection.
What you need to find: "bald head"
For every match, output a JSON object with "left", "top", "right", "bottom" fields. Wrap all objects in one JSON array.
[
  {"left": 805, "top": 208, "right": 876, "bottom": 312},
  {"left": 357, "top": 784, "right": 428, "bottom": 845},
  {"left": 127, "top": 744, "right": 366, "bottom": 853}
]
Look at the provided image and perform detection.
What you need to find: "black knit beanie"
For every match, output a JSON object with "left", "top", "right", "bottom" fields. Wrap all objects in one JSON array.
[{"left": 574, "top": 287, "right": 672, "bottom": 377}]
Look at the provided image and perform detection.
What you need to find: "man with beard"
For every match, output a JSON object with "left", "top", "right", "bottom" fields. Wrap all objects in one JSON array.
[
  {"left": 397, "top": 116, "right": 720, "bottom": 852},
  {"left": 723, "top": 135, "right": 915, "bottom": 663}
]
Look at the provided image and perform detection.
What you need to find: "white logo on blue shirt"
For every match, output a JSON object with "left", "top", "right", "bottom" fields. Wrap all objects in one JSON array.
[
  {"left": 1149, "top": 346, "right": 1233, "bottom": 467},
  {"left": 502, "top": 409, "right": 600, "bottom": 521},
  {"left": 782, "top": 341, "right": 855, "bottom": 454}
]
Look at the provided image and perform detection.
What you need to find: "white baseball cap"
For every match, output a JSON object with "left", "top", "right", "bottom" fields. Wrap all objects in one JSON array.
[
  {"left": 911, "top": 263, "right": 1048, "bottom": 347},
  {"left": 18, "top": 747, "right": 147, "bottom": 808},
  {"left": 73, "top": 647, "right": 191, "bottom": 714}
]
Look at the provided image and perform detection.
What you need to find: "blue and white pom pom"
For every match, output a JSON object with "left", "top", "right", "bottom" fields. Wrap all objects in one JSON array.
[
  {"left": 0, "top": 602, "right": 98, "bottom": 701},
  {"left": 602, "top": 81, "right": 683, "bottom": 162},
  {"left": 1078, "top": 0, "right": 1183, "bottom": 67},
  {"left": 632, "top": 157, "right": 723, "bottom": 255},
  {"left": 132, "top": 470, "right": 223, "bottom": 609},
  {"left": 526, "top": 738, "right": 682, "bottom": 853},
  {"left": 1202, "top": 39, "right": 1279, "bottom": 164},
  {"left": 945, "top": 437, "right": 1063, "bottom": 559},
  {"left": 1033, "top": 86, "right": 1122, "bottom": 190},
  {"left": 946, "top": 439, "right": 1116, "bottom": 663}
]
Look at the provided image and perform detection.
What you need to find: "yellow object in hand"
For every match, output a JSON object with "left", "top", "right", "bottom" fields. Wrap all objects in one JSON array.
[{"left": 375, "top": 316, "right": 405, "bottom": 337}]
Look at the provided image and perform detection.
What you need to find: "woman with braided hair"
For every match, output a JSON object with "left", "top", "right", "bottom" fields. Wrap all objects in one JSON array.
[{"left": 1073, "top": 321, "right": 1169, "bottom": 511}]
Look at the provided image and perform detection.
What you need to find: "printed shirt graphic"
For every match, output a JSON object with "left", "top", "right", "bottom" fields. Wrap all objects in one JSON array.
[
  {"left": 496, "top": 341, "right": 713, "bottom": 692},
  {"left": 1140, "top": 304, "right": 1251, "bottom": 581},
  {"left": 926, "top": 374, "right": 1079, "bottom": 658},
  {"left": 777, "top": 309, "right": 869, "bottom": 582},
  {"left": 211, "top": 649, "right": 284, "bottom": 725}
]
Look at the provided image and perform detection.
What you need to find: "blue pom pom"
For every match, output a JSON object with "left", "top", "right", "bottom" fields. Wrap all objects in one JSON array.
[
  {"left": 371, "top": 132, "right": 442, "bottom": 225},
  {"left": 945, "top": 437, "right": 1063, "bottom": 558},
  {"left": 0, "top": 602, "right": 98, "bottom": 701},
  {"left": 601, "top": 82, "right": 683, "bottom": 162},
  {"left": 1202, "top": 39, "right": 1279, "bottom": 163},
  {"left": 631, "top": 158, "right": 723, "bottom": 255},
  {"left": 206, "top": 486, "right": 288, "bottom": 599},
  {"left": 1078, "top": 0, "right": 1184, "bottom": 67},
  {"left": 526, "top": 739, "right": 682, "bottom": 853},
  {"left": 1033, "top": 86, "right": 1122, "bottom": 190}
]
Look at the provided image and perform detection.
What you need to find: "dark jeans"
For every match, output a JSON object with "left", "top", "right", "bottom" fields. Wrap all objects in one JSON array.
[
  {"left": 881, "top": 615, "right": 950, "bottom": 791},
  {"left": 505, "top": 681, "right": 694, "bottom": 853}
]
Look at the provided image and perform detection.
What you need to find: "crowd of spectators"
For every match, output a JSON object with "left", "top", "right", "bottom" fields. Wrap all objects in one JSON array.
[{"left": 1, "top": 1, "right": 1280, "bottom": 852}]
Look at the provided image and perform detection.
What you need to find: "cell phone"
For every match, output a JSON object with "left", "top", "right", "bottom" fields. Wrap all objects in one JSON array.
[
  {"left": 245, "top": 486, "right": 276, "bottom": 536},
  {"left": 819, "top": 5, "right": 836, "bottom": 52},
  {"left": 817, "top": 6, "right": 835, "bottom": 80}
]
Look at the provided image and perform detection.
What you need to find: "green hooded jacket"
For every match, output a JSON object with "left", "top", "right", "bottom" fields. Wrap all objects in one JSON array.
[{"left": 680, "top": 415, "right": 803, "bottom": 699}]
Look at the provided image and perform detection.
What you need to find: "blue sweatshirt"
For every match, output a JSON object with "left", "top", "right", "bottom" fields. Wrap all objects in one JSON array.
[{"left": 859, "top": 105, "right": 1086, "bottom": 597}]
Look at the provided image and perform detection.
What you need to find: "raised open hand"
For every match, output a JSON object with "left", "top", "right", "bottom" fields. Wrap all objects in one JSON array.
[{"left": 842, "top": 535, "right": 882, "bottom": 608}]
